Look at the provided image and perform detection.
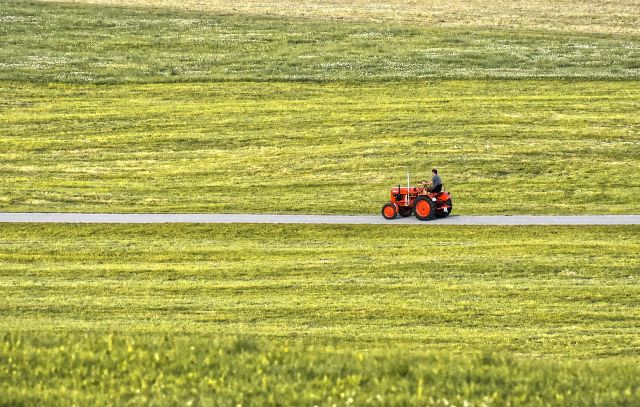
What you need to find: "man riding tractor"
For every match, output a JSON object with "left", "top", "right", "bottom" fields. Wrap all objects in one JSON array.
[
  {"left": 381, "top": 169, "right": 452, "bottom": 221},
  {"left": 425, "top": 168, "right": 443, "bottom": 193}
]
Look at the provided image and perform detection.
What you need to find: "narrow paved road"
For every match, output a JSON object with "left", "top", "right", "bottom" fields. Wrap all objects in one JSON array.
[{"left": 1, "top": 213, "right": 639, "bottom": 225}]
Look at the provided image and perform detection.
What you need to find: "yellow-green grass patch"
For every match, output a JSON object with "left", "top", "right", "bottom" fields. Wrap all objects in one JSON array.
[
  {"left": 2, "top": 224, "right": 639, "bottom": 356},
  {"left": 2, "top": 80, "right": 639, "bottom": 214},
  {"left": 1, "top": 223, "right": 639, "bottom": 404}
]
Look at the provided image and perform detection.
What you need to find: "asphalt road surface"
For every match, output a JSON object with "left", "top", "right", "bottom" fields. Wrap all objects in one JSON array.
[{"left": 1, "top": 213, "right": 639, "bottom": 225}]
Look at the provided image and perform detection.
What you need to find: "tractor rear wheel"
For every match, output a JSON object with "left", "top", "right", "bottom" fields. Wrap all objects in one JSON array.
[
  {"left": 436, "top": 199, "right": 453, "bottom": 218},
  {"left": 414, "top": 196, "right": 436, "bottom": 221},
  {"left": 381, "top": 203, "right": 398, "bottom": 220},
  {"left": 398, "top": 207, "right": 413, "bottom": 217}
]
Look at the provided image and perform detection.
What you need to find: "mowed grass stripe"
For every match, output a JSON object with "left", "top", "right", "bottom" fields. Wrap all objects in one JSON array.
[
  {"left": 2, "top": 80, "right": 639, "bottom": 214},
  {"left": 1, "top": 224, "right": 639, "bottom": 357}
]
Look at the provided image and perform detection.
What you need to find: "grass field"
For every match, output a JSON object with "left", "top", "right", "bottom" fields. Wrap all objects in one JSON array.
[
  {"left": 43, "top": 0, "right": 640, "bottom": 36},
  {"left": 1, "top": 1, "right": 640, "bottom": 215},
  {"left": 2, "top": 0, "right": 640, "bottom": 405},
  {"left": 3, "top": 1, "right": 640, "bottom": 83},
  {"left": 1, "top": 224, "right": 639, "bottom": 404},
  {"left": 3, "top": 334, "right": 639, "bottom": 406},
  {"left": 2, "top": 80, "right": 639, "bottom": 214}
]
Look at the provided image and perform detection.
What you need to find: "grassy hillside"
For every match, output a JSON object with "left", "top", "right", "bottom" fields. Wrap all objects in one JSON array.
[
  {"left": 42, "top": 0, "right": 640, "bottom": 35},
  {"left": 1, "top": 224, "right": 639, "bottom": 404},
  {"left": 2, "top": 1, "right": 639, "bottom": 83}
]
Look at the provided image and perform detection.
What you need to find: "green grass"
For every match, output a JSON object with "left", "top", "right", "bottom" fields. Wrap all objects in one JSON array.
[
  {"left": 2, "top": 80, "right": 639, "bottom": 214},
  {"left": 2, "top": 1, "right": 639, "bottom": 215},
  {"left": 3, "top": 334, "right": 639, "bottom": 406},
  {"left": 2, "top": 1, "right": 640, "bottom": 404},
  {"left": 1, "top": 1, "right": 639, "bottom": 83},
  {"left": 42, "top": 0, "right": 640, "bottom": 36},
  {"left": 3, "top": 224, "right": 639, "bottom": 354},
  {"left": 1, "top": 224, "right": 639, "bottom": 404}
]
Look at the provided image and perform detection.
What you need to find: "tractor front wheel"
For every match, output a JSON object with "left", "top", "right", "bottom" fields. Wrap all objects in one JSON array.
[
  {"left": 398, "top": 207, "right": 413, "bottom": 217},
  {"left": 381, "top": 203, "right": 398, "bottom": 220},
  {"left": 414, "top": 196, "right": 436, "bottom": 221}
]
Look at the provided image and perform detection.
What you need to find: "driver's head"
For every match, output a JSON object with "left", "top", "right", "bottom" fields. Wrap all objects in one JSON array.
[{"left": 432, "top": 168, "right": 438, "bottom": 175}]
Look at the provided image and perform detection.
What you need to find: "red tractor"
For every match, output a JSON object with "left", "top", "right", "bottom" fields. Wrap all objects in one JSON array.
[{"left": 381, "top": 180, "right": 452, "bottom": 221}]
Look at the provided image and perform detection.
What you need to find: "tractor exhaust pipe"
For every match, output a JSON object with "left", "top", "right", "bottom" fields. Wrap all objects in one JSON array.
[{"left": 406, "top": 171, "right": 410, "bottom": 206}]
